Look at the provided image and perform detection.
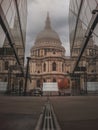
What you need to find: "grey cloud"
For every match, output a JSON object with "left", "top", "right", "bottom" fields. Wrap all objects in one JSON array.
[
  {"left": 26, "top": 0, "right": 70, "bottom": 57},
  {"left": 28, "top": 0, "right": 38, "bottom": 4}
]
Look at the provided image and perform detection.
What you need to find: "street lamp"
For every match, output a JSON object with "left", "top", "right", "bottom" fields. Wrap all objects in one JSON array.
[{"left": 24, "top": 57, "right": 31, "bottom": 96}]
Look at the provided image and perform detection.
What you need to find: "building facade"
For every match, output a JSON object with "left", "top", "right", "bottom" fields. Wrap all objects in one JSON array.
[
  {"left": 0, "top": 0, "right": 27, "bottom": 94},
  {"left": 69, "top": 0, "right": 98, "bottom": 94},
  {"left": 30, "top": 14, "right": 70, "bottom": 90}
]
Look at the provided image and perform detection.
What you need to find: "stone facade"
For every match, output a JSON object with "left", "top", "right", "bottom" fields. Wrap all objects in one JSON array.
[
  {"left": 30, "top": 14, "right": 70, "bottom": 89},
  {"left": 0, "top": 0, "right": 27, "bottom": 94},
  {"left": 70, "top": 20, "right": 98, "bottom": 94}
]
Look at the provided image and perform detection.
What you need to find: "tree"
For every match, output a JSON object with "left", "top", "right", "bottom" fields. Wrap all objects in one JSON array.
[{"left": 58, "top": 78, "right": 70, "bottom": 89}]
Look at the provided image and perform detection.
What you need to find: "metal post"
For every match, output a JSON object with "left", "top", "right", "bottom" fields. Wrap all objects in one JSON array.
[
  {"left": 85, "top": 71, "right": 87, "bottom": 94},
  {"left": 24, "top": 57, "right": 31, "bottom": 96},
  {"left": 7, "top": 66, "right": 12, "bottom": 94}
]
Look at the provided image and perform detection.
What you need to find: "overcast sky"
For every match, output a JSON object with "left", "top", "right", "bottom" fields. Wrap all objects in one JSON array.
[{"left": 26, "top": 0, "right": 70, "bottom": 58}]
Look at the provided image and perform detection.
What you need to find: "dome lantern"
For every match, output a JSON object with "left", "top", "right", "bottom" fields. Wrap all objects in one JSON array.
[
  {"left": 35, "top": 13, "right": 61, "bottom": 42},
  {"left": 45, "top": 12, "right": 52, "bottom": 30}
]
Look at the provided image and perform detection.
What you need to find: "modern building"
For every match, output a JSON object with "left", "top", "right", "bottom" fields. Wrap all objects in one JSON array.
[
  {"left": 69, "top": 0, "right": 98, "bottom": 94},
  {"left": 30, "top": 14, "right": 70, "bottom": 90},
  {"left": 0, "top": 0, "right": 27, "bottom": 94}
]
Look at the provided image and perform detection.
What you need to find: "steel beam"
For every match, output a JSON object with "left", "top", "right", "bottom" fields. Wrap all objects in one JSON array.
[
  {"left": 0, "top": 4, "right": 24, "bottom": 75},
  {"left": 24, "top": 57, "right": 31, "bottom": 96},
  {"left": 14, "top": 0, "right": 25, "bottom": 50},
  {"left": 70, "top": 0, "right": 83, "bottom": 55},
  {"left": 72, "top": 6, "right": 98, "bottom": 73}
]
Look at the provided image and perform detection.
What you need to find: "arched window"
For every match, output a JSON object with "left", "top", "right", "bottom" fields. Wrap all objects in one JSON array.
[
  {"left": 37, "top": 80, "right": 40, "bottom": 87},
  {"left": 62, "top": 63, "right": 64, "bottom": 72},
  {"left": 38, "top": 70, "right": 40, "bottom": 73},
  {"left": 44, "top": 49, "right": 47, "bottom": 55},
  {"left": 38, "top": 50, "right": 40, "bottom": 56},
  {"left": 5, "top": 61, "right": 9, "bottom": 70},
  {"left": 19, "top": 80, "right": 23, "bottom": 94},
  {"left": 53, "top": 78, "right": 56, "bottom": 82},
  {"left": 52, "top": 62, "right": 56, "bottom": 71},
  {"left": 43, "top": 63, "right": 46, "bottom": 71},
  {"left": 4, "top": 77, "right": 7, "bottom": 82},
  {"left": 43, "top": 79, "right": 46, "bottom": 82},
  {"left": 53, "top": 51, "right": 55, "bottom": 54}
]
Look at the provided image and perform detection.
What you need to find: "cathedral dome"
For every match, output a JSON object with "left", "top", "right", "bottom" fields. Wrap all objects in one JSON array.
[
  {"left": 35, "top": 13, "right": 60, "bottom": 42},
  {"left": 36, "top": 29, "right": 60, "bottom": 41}
]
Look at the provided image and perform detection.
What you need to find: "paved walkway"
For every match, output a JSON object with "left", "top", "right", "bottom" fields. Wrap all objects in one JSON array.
[
  {"left": 0, "top": 96, "right": 98, "bottom": 130},
  {"left": 0, "top": 96, "right": 47, "bottom": 130},
  {"left": 50, "top": 96, "right": 98, "bottom": 130}
]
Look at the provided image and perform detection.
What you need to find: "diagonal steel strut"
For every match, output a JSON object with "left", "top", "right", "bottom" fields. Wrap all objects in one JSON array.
[{"left": 72, "top": 6, "right": 98, "bottom": 74}]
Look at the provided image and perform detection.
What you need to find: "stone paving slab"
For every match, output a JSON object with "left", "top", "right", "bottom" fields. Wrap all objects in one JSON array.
[
  {"left": 0, "top": 96, "right": 47, "bottom": 130},
  {"left": 50, "top": 96, "right": 98, "bottom": 130},
  {"left": 1, "top": 96, "right": 98, "bottom": 130}
]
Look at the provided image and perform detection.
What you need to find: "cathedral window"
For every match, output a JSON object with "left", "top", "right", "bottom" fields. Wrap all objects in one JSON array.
[
  {"left": 43, "top": 79, "right": 46, "bottom": 82},
  {"left": 38, "top": 50, "right": 40, "bottom": 56},
  {"left": 43, "top": 63, "right": 46, "bottom": 71},
  {"left": 53, "top": 78, "right": 56, "bottom": 82},
  {"left": 35, "top": 51, "right": 37, "bottom": 56},
  {"left": 62, "top": 63, "right": 64, "bottom": 72},
  {"left": 37, "top": 80, "right": 40, "bottom": 87},
  {"left": 4, "top": 77, "right": 7, "bottom": 82},
  {"left": 44, "top": 49, "right": 47, "bottom": 55},
  {"left": 38, "top": 70, "right": 40, "bottom": 73},
  {"left": 41, "top": 50, "right": 43, "bottom": 56},
  {"left": 5, "top": 61, "right": 9, "bottom": 70},
  {"left": 0, "top": 63, "right": 2, "bottom": 71},
  {"left": 52, "top": 62, "right": 56, "bottom": 71},
  {"left": 52, "top": 49, "right": 56, "bottom": 54}
]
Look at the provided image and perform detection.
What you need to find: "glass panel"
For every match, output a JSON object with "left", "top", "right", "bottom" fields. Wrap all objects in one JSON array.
[
  {"left": 69, "top": 0, "right": 98, "bottom": 94},
  {"left": 93, "top": 24, "right": 98, "bottom": 46},
  {"left": 0, "top": 0, "right": 27, "bottom": 65},
  {"left": 1, "top": 0, "right": 11, "bottom": 15},
  {"left": 0, "top": 26, "right": 5, "bottom": 47},
  {"left": 87, "top": 0, "right": 97, "bottom": 11}
]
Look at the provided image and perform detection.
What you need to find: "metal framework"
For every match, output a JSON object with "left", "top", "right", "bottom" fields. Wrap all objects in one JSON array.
[
  {"left": 0, "top": 4, "right": 24, "bottom": 75},
  {"left": 24, "top": 57, "right": 31, "bottom": 96},
  {"left": 70, "top": 0, "right": 83, "bottom": 55},
  {"left": 72, "top": 6, "right": 98, "bottom": 74},
  {"left": 14, "top": 0, "right": 25, "bottom": 49}
]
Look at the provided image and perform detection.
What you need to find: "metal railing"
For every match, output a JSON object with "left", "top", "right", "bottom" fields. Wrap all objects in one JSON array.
[
  {"left": 35, "top": 100, "right": 61, "bottom": 130},
  {"left": 42, "top": 102, "right": 55, "bottom": 130}
]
